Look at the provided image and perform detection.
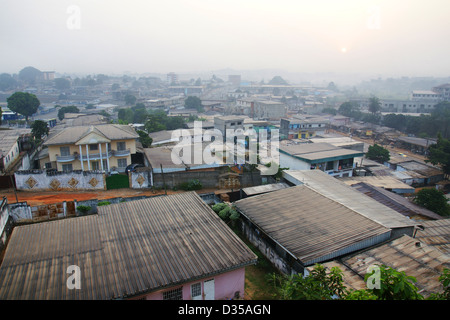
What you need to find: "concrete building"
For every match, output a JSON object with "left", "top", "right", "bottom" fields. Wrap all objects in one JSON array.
[
  {"left": 42, "top": 124, "right": 139, "bottom": 172},
  {"left": 279, "top": 142, "right": 364, "bottom": 177},
  {"left": 280, "top": 116, "right": 329, "bottom": 140},
  {"left": 214, "top": 115, "right": 245, "bottom": 142}
]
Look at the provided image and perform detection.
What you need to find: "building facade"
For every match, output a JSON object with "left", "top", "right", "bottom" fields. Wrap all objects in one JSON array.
[{"left": 43, "top": 124, "right": 139, "bottom": 172}]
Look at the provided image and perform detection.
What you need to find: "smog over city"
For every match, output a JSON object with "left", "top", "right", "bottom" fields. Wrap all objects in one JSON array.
[{"left": 0, "top": 0, "right": 450, "bottom": 309}]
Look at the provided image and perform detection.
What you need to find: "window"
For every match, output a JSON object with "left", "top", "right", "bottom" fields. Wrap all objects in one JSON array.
[
  {"left": 62, "top": 164, "right": 73, "bottom": 172},
  {"left": 89, "top": 144, "right": 98, "bottom": 151},
  {"left": 117, "top": 141, "right": 126, "bottom": 151},
  {"left": 163, "top": 287, "right": 183, "bottom": 300},
  {"left": 60, "top": 146, "right": 70, "bottom": 156},
  {"left": 91, "top": 161, "right": 99, "bottom": 170},
  {"left": 191, "top": 283, "right": 202, "bottom": 300},
  {"left": 117, "top": 158, "right": 127, "bottom": 168},
  {"left": 45, "top": 162, "right": 52, "bottom": 169}
]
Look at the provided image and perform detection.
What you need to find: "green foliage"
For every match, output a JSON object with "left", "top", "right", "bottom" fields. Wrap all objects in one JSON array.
[
  {"left": 7, "top": 91, "right": 40, "bottom": 121},
  {"left": 338, "top": 101, "right": 358, "bottom": 117},
  {"left": 97, "top": 201, "right": 111, "bottom": 206},
  {"left": 414, "top": 188, "right": 450, "bottom": 217},
  {"left": 144, "top": 110, "right": 186, "bottom": 133},
  {"left": 368, "top": 96, "right": 381, "bottom": 114},
  {"left": 212, "top": 202, "right": 240, "bottom": 221},
  {"left": 184, "top": 96, "right": 204, "bottom": 112},
  {"left": 321, "top": 107, "right": 337, "bottom": 115},
  {"left": 366, "top": 144, "right": 390, "bottom": 163},
  {"left": 57, "top": 105, "right": 79, "bottom": 120},
  {"left": 124, "top": 94, "right": 137, "bottom": 105},
  {"left": 31, "top": 120, "right": 49, "bottom": 143},
  {"left": 428, "top": 268, "right": 450, "bottom": 300},
  {"left": 177, "top": 179, "right": 202, "bottom": 191},
  {"left": 76, "top": 205, "right": 91, "bottom": 214},
  {"left": 269, "top": 264, "right": 347, "bottom": 300},
  {"left": 0, "top": 73, "right": 17, "bottom": 91},
  {"left": 363, "top": 265, "right": 423, "bottom": 300},
  {"left": 106, "top": 174, "right": 129, "bottom": 190},
  {"left": 426, "top": 133, "right": 450, "bottom": 175},
  {"left": 137, "top": 130, "right": 153, "bottom": 148}
]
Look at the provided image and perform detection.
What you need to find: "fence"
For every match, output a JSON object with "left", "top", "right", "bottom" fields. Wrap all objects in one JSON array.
[{"left": 14, "top": 170, "right": 106, "bottom": 191}]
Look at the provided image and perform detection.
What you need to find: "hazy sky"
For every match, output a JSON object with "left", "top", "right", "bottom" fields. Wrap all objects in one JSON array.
[{"left": 1, "top": 0, "right": 449, "bottom": 77}]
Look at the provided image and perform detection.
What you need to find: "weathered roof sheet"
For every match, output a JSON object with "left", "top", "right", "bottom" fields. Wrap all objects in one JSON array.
[
  {"left": 242, "top": 183, "right": 289, "bottom": 196},
  {"left": 0, "top": 192, "right": 257, "bottom": 299},
  {"left": 279, "top": 143, "right": 363, "bottom": 163},
  {"left": 44, "top": 124, "right": 139, "bottom": 146},
  {"left": 283, "top": 170, "right": 418, "bottom": 230},
  {"left": 321, "top": 235, "right": 450, "bottom": 298},
  {"left": 235, "top": 185, "right": 391, "bottom": 266},
  {"left": 351, "top": 182, "right": 443, "bottom": 221},
  {"left": 339, "top": 175, "right": 415, "bottom": 192},
  {"left": 415, "top": 219, "right": 450, "bottom": 255}
]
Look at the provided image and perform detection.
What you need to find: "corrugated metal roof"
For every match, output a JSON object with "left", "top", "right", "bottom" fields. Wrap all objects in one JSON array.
[
  {"left": 415, "top": 219, "right": 450, "bottom": 255},
  {"left": 0, "top": 192, "right": 257, "bottom": 299},
  {"left": 279, "top": 143, "right": 363, "bottom": 163},
  {"left": 340, "top": 176, "right": 415, "bottom": 191},
  {"left": 235, "top": 185, "right": 391, "bottom": 266},
  {"left": 322, "top": 235, "right": 450, "bottom": 298},
  {"left": 283, "top": 170, "right": 418, "bottom": 230},
  {"left": 242, "top": 183, "right": 289, "bottom": 196},
  {"left": 351, "top": 182, "right": 443, "bottom": 221}
]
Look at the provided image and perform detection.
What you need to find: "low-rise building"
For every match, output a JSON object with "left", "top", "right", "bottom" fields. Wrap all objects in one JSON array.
[
  {"left": 42, "top": 124, "right": 139, "bottom": 172},
  {"left": 0, "top": 192, "right": 257, "bottom": 299},
  {"left": 279, "top": 142, "right": 364, "bottom": 177}
]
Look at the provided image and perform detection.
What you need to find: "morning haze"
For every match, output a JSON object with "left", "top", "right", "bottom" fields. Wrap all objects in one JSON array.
[{"left": 1, "top": 0, "right": 449, "bottom": 79}]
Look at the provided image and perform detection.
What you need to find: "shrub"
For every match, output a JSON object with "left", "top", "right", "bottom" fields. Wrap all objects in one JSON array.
[
  {"left": 178, "top": 179, "right": 202, "bottom": 191},
  {"left": 97, "top": 201, "right": 111, "bottom": 206},
  {"left": 76, "top": 205, "right": 91, "bottom": 214}
]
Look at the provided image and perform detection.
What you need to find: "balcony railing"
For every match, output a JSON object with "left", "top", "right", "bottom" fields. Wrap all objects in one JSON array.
[{"left": 56, "top": 149, "right": 131, "bottom": 162}]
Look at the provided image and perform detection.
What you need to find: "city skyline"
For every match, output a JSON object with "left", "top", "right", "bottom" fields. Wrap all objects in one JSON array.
[{"left": 1, "top": 1, "right": 449, "bottom": 78}]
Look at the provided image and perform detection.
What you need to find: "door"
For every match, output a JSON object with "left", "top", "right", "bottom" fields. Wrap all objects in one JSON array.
[{"left": 204, "top": 279, "right": 215, "bottom": 300}]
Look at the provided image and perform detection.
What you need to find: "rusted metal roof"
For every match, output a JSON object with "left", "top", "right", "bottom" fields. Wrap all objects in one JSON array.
[
  {"left": 321, "top": 235, "right": 450, "bottom": 298},
  {"left": 0, "top": 192, "right": 257, "bottom": 299},
  {"left": 414, "top": 219, "right": 450, "bottom": 255},
  {"left": 234, "top": 185, "right": 391, "bottom": 266},
  {"left": 351, "top": 182, "right": 443, "bottom": 221}
]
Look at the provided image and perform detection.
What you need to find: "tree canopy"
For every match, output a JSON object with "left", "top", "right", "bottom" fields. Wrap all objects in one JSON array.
[
  {"left": 184, "top": 96, "right": 204, "bottom": 112},
  {"left": 7, "top": 91, "right": 40, "bottom": 121},
  {"left": 426, "top": 133, "right": 450, "bottom": 175},
  {"left": 57, "top": 105, "right": 79, "bottom": 120},
  {"left": 31, "top": 120, "right": 49, "bottom": 144},
  {"left": 368, "top": 96, "right": 381, "bottom": 114},
  {"left": 414, "top": 188, "right": 450, "bottom": 217},
  {"left": 366, "top": 144, "right": 390, "bottom": 163}
]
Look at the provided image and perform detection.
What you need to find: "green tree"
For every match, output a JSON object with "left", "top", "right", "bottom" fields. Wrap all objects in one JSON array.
[
  {"left": 366, "top": 144, "right": 390, "bottom": 163},
  {"left": 0, "top": 73, "right": 17, "bottom": 91},
  {"left": 54, "top": 78, "right": 71, "bottom": 90},
  {"left": 137, "top": 130, "right": 153, "bottom": 148},
  {"left": 7, "top": 92, "right": 40, "bottom": 121},
  {"left": 338, "top": 101, "right": 357, "bottom": 117},
  {"left": 368, "top": 96, "right": 381, "bottom": 114},
  {"left": 428, "top": 268, "right": 450, "bottom": 300},
  {"left": 269, "top": 264, "right": 346, "bottom": 300},
  {"left": 57, "top": 105, "right": 79, "bottom": 120},
  {"left": 426, "top": 133, "right": 450, "bottom": 175},
  {"left": 117, "top": 108, "right": 134, "bottom": 124},
  {"left": 18, "top": 66, "right": 41, "bottom": 84},
  {"left": 124, "top": 94, "right": 136, "bottom": 105},
  {"left": 184, "top": 96, "right": 204, "bottom": 112},
  {"left": 414, "top": 188, "right": 450, "bottom": 217},
  {"left": 31, "top": 120, "right": 49, "bottom": 143},
  {"left": 363, "top": 265, "right": 423, "bottom": 300}
]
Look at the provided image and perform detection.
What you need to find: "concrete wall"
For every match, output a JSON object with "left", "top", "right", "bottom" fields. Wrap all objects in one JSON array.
[
  {"left": 14, "top": 170, "right": 106, "bottom": 191},
  {"left": 131, "top": 168, "right": 262, "bottom": 190},
  {"left": 137, "top": 267, "right": 247, "bottom": 300}
]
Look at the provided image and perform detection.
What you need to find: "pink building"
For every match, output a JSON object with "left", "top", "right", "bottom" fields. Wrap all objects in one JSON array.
[{"left": 0, "top": 192, "right": 257, "bottom": 300}]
